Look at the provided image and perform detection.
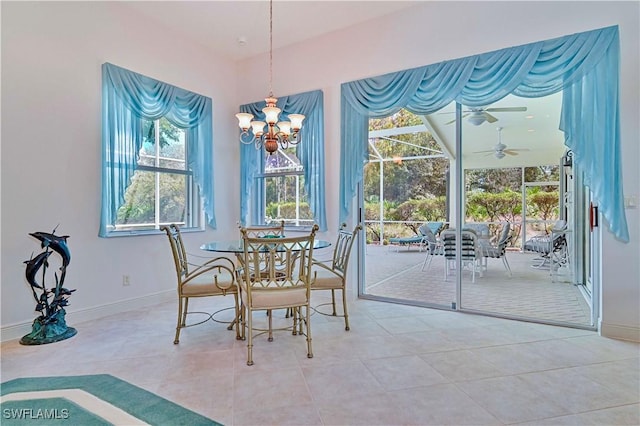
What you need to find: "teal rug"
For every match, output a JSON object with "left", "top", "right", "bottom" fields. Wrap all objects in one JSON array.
[{"left": 0, "top": 374, "right": 222, "bottom": 425}]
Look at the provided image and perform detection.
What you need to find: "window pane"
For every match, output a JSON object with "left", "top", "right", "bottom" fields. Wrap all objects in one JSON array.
[
  {"left": 116, "top": 171, "right": 156, "bottom": 230},
  {"left": 139, "top": 118, "right": 186, "bottom": 170},
  {"left": 264, "top": 148, "right": 302, "bottom": 174},
  {"left": 159, "top": 172, "right": 187, "bottom": 223},
  {"left": 158, "top": 118, "right": 186, "bottom": 169},
  {"left": 116, "top": 170, "right": 189, "bottom": 231},
  {"left": 265, "top": 175, "right": 313, "bottom": 226}
]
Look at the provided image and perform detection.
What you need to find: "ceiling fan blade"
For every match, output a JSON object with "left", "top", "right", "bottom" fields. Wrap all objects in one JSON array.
[
  {"left": 445, "top": 112, "right": 470, "bottom": 125},
  {"left": 503, "top": 149, "right": 520, "bottom": 156},
  {"left": 484, "top": 112, "right": 498, "bottom": 123},
  {"left": 484, "top": 106, "right": 528, "bottom": 112},
  {"left": 472, "top": 149, "right": 495, "bottom": 154}
]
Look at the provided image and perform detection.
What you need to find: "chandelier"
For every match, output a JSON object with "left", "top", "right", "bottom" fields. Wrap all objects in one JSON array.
[{"left": 235, "top": 0, "right": 304, "bottom": 155}]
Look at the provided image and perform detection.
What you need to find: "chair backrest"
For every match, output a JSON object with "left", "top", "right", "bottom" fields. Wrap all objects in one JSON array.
[
  {"left": 426, "top": 222, "right": 444, "bottom": 236},
  {"left": 239, "top": 220, "right": 285, "bottom": 238},
  {"left": 239, "top": 225, "right": 319, "bottom": 301},
  {"left": 161, "top": 224, "right": 189, "bottom": 280},
  {"left": 551, "top": 220, "right": 567, "bottom": 232},
  {"left": 418, "top": 223, "right": 438, "bottom": 252},
  {"left": 441, "top": 229, "right": 478, "bottom": 260},
  {"left": 331, "top": 223, "right": 362, "bottom": 275},
  {"left": 497, "top": 222, "right": 512, "bottom": 247},
  {"left": 462, "top": 223, "right": 490, "bottom": 238}
]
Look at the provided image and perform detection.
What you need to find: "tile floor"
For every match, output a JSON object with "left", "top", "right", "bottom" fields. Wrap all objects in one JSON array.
[
  {"left": 2, "top": 294, "right": 639, "bottom": 425},
  {"left": 364, "top": 245, "right": 592, "bottom": 325}
]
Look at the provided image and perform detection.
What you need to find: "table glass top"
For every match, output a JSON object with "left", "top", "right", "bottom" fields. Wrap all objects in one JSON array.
[{"left": 200, "top": 239, "right": 331, "bottom": 253}]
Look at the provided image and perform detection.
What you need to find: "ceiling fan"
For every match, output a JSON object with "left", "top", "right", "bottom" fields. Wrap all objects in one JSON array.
[
  {"left": 444, "top": 105, "right": 527, "bottom": 126},
  {"left": 473, "top": 127, "right": 530, "bottom": 159}
]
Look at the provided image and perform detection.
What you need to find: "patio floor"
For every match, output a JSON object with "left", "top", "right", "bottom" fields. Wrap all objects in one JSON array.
[{"left": 363, "top": 244, "right": 592, "bottom": 326}]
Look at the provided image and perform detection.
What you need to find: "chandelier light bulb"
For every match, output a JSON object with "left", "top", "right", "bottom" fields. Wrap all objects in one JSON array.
[{"left": 236, "top": 113, "right": 253, "bottom": 131}]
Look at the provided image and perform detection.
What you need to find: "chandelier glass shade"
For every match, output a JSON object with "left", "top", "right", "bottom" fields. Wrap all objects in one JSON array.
[{"left": 236, "top": 0, "right": 305, "bottom": 155}]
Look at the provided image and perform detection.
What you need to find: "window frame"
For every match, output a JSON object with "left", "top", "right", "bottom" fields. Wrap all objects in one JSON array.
[
  {"left": 258, "top": 149, "right": 314, "bottom": 230},
  {"left": 100, "top": 63, "right": 215, "bottom": 238},
  {"left": 111, "top": 118, "right": 204, "bottom": 235}
]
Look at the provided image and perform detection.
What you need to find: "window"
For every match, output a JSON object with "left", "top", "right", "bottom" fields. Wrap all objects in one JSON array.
[
  {"left": 239, "top": 89, "right": 327, "bottom": 231},
  {"left": 115, "top": 118, "right": 201, "bottom": 232},
  {"left": 100, "top": 63, "right": 215, "bottom": 237},
  {"left": 260, "top": 148, "right": 313, "bottom": 227}
]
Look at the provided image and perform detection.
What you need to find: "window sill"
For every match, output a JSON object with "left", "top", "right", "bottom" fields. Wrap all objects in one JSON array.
[{"left": 101, "top": 226, "right": 205, "bottom": 238}]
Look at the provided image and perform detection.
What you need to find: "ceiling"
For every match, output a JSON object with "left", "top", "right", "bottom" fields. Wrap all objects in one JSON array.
[
  {"left": 120, "top": 1, "right": 420, "bottom": 61},
  {"left": 120, "top": 1, "right": 566, "bottom": 168}
]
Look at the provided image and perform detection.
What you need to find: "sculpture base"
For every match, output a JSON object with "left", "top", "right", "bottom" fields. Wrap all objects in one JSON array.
[
  {"left": 19, "top": 309, "right": 77, "bottom": 345},
  {"left": 20, "top": 327, "right": 77, "bottom": 345}
]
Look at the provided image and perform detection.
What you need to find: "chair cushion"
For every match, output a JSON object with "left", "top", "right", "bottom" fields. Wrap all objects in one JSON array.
[
  {"left": 181, "top": 270, "right": 235, "bottom": 296},
  {"left": 240, "top": 285, "right": 308, "bottom": 310},
  {"left": 388, "top": 235, "right": 423, "bottom": 244},
  {"left": 311, "top": 266, "right": 343, "bottom": 290}
]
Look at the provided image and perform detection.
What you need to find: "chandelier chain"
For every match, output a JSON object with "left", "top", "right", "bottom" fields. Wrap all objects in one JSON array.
[
  {"left": 269, "top": 0, "right": 273, "bottom": 98},
  {"left": 235, "top": 0, "right": 305, "bottom": 155}
]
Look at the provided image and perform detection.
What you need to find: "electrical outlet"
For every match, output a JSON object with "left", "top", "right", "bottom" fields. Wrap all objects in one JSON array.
[{"left": 122, "top": 275, "right": 130, "bottom": 286}]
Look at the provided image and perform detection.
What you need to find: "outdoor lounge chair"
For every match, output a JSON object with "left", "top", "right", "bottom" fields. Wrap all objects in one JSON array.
[
  {"left": 389, "top": 222, "right": 444, "bottom": 252},
  {"left": 524, "top": 220, "right": 569, "bottom": 281}
]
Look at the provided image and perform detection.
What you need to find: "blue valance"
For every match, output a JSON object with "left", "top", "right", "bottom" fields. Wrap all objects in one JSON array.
[
  {"left": 340, "top": 25, "right": 628, "bottom": 242},
  {"left": 239, "top": 90, "right": 327, "bottom": 232},
  {"left": 100, "top": 63, "right": 215, "bottom": 236}
]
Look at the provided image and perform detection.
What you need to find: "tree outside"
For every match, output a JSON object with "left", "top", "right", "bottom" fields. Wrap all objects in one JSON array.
[{"left": 364, "top": 109, "right": 563, "bottom": 246}]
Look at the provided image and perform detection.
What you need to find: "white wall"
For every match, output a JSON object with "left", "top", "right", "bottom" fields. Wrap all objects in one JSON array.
[
  {"left": 0, "top": 2, "right": 242, "bottom": 337},
  {"left": 236, "top": 1, "right": 640, "bottom": 341},
  {"left": 2, "top": 1, "right": 638, "bottom": 342}
]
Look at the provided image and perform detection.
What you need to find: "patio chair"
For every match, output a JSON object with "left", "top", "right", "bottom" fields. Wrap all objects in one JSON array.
[
  {"left": 441, "top": 229, "right": 482, "bottom": 283},
  {"left": 478, "top": 221, "right": 513, "bottom": 276},
  {"left": 524, "top": 220, "right": 567, "bottom": 268},
  {"left": 420, "top": 225, "right": 444, "bottom": 271}
]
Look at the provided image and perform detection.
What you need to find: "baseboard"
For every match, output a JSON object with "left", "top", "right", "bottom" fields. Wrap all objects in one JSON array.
[
  {"left": 599, "top": 320, "right": 640, "bottom": 343},
  {"left": 1, "top": 291, "right": 174, "bottom": 343}
]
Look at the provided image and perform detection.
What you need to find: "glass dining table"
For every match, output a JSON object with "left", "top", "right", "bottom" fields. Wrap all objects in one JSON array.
[
  {"left": 200, "top": 239, "right": 331, "bottom": 253},
  {"left": 201, "top": 238, "right": 331, "bottom": 281}
]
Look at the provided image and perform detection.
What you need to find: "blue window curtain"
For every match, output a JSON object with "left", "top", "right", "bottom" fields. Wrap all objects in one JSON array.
[
  {"left": 239, "top": 89, "right": 327, "bottom": 232},
  {"left": 100, "top": 63, "right": 215, "bottom": 237},
  {"left": 340, "top": 25, "right": 629, "bottom": 242}
]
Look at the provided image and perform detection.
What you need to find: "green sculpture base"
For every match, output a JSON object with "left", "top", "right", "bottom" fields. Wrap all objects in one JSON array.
[{"left": 19, "top": 309, "right": 77, "bottom": 345}]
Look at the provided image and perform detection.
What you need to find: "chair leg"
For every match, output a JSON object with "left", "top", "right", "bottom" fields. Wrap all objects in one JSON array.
[
  {"left": 305, "top": 305, "right": 313, "bottom": 359},
  {"left": 174, "top": 296, "right": 186, "bottom": 344},
  {"left": 246, "top": 308, "right": 254, "bottom": 366},
  {"left": 331, "top": 289, "right": 337, "bottom": 316},
  {"left": 341, "top": 288, "right": 350, "bottom": 331},
  {"left": 502, "top": 256, "right": 512, "bottom": 277},
  {"left": 421, "top": 252, "right": 432, "bottom": 271},
  {"left": 232, "top": 293, "right": 242, "bottom": 340},
  {"left": 239, "top": 302, "right": 247, "bottom": 341},
  {"left": 267, "top": 310, "right": 274, "bottom": 341}
]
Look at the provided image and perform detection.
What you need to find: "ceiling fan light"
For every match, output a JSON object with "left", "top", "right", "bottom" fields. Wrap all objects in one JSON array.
[
  {"left": 494, "top": 151, "right": 506, "bottom": 159},
  {"left": 467, "top": 114, "right": 485, "bottom": 126}
]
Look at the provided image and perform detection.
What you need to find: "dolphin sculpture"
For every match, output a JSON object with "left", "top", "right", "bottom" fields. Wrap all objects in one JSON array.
[
  {"left": 29, "top": 232, "right": 70, "bottom": 268},
  {"left": 24, "top": 251, "right": 51, "bottom": 290}
]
